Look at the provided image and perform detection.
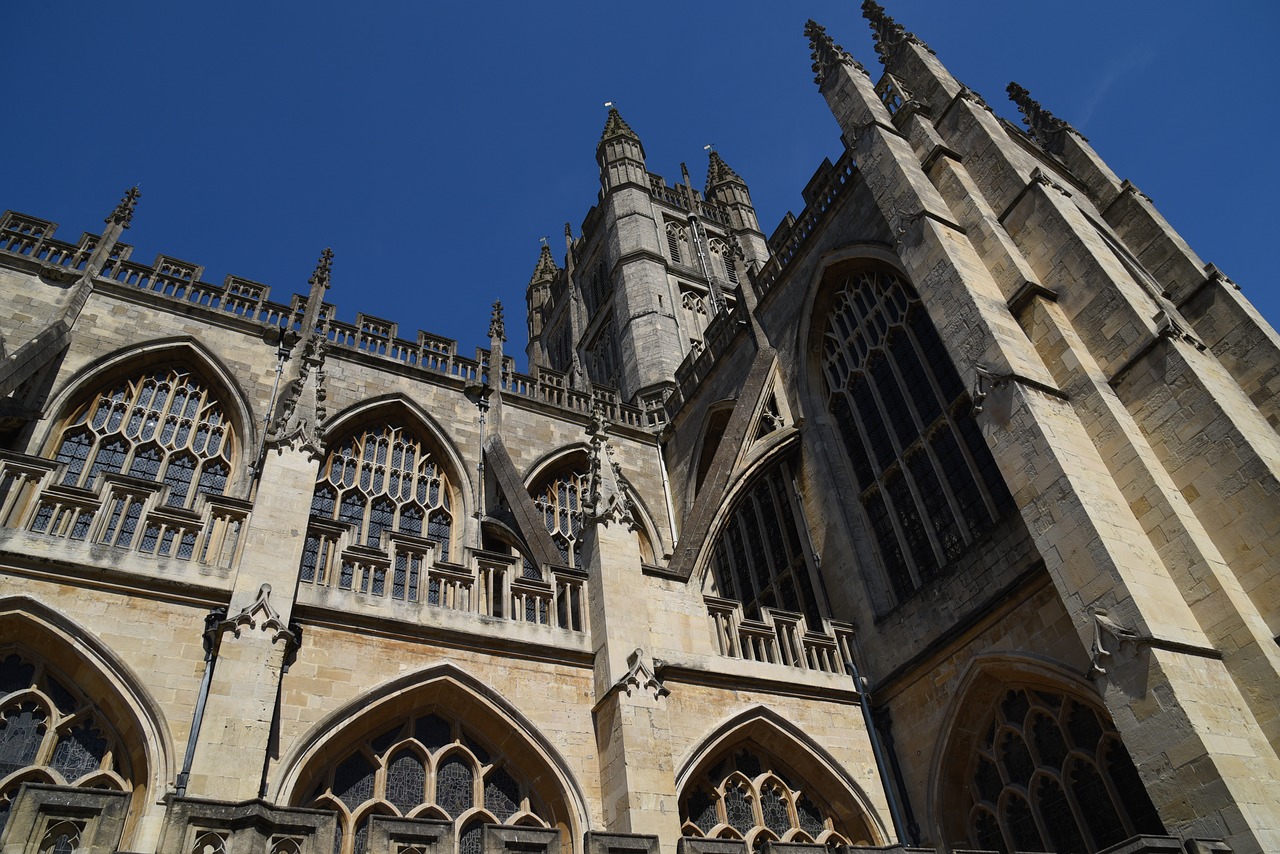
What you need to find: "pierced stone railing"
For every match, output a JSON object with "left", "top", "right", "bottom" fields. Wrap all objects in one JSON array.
[
  {"left": 753, "top": 150, "right": 858, "bottom": 301},
  {"left": 0, "top": 210, "right": 650, "bottom": 432},
  {"left": 705, "top": 596, "right": 854, "bottom": 675},
  {"left": 297, "top": 530, "right": 588, "bottom": 634},
  {"left": 0, "top": 451, "right": 250, "bottom": 571}
]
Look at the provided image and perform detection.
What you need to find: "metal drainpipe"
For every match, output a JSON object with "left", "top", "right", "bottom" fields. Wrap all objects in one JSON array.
[
  {"left": 655, "top": 435, "right": 678, "bottom": 548},
  {"left": 175, "top": 606, "right": 227, "bottom": 797},
  {"left": 789, "top": 473, "right": 911, "bottom": 845}
]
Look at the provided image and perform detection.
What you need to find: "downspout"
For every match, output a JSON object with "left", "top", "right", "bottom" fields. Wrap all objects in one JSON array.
[
  {"left": 258, "top": 622, "right": 302, "bottom": 799},
  {"left": 789, "top": 473, "right": 912, "bottom": 846},
  {"left": 174, "top": 606, "right": 227, "bottom": 797}
]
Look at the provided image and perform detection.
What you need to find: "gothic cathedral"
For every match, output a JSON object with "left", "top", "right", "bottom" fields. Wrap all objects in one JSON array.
[{"left": 0, "top": 5, "right": 1276, "bottom": 854}]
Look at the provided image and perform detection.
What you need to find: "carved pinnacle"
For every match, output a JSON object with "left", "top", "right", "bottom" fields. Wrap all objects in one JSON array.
[
  {"left": 106, "top": 186, "right": 141, "bottom": 229},
  {"left": 308, "top": 247, "right": 334, "bottom": 291},
  {"left": 489, "top": 299, "right": 506, "bottom": 342},
  {"left": 805, "top": 19, "right": 863, "bottom": 86},
  {"left": 1007, "top": 82, "right": 1081, "bottom": 149},
  {"left": 862, "top": 0, "right": 934, "bottom": 64}
]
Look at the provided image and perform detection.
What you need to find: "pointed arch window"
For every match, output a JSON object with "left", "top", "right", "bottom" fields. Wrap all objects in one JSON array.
[
  {"left": 707, "top": 462, "right": 821, "bottom": 628},
  {"left": 0, "top": 652, "right": 131, "bottom": 836},
  {"left": 302, "top": 423, "right": 456, "bottom": 589},
  {"left": 819, "top": 269, "right": 1012, "bottom": 604},
  {"left": 301, "top": 711, "right": 548, "bottom": 854},
  {"left": 965, "top": 687, "right": 1164, "bottom": 852},
  {"left": 678, "top": 746, "right": 873, "bottom": 846},
  {"left": 708, "top": 238, "right": 739, "bottom": 286},
  {"left": 531, "top": 465, "right": 587, "bottom": 569},
  {"left": 49, "top": 367, "right": 234, "bottom": 506},
  {"left": 666, "top": 222, "right": 688, "bottom": 266}
]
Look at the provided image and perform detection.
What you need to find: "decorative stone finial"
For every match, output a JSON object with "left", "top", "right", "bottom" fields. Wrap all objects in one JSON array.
[
  {"left": 488, "top": 299, "right": 506, "bottom": 342},
  {"left": 1007, "top": 82, "right": 1080, "bottom": 150},
  {"left": 582, "top": 404, "right": 636, "bottom": 529},
  {"left": 705, "top": 149, "right": 742, "bottom": 190},
  {"left": 308, "top": 248, "right": 334, "bottom": 292},
  {"left": 805, "top": 20, "right": 864, "bottom": 86},
  {"left": 600, "top": 106, "right": 639, "bottom": 143},
  {"left": 106, "top": 186, "right": 141, "bottom": 229},
  {"left": 862, "top": 0, "right": 933, "bottom": 64},
  {"left": 564, "top": 222, "right": 572, "bottom": 238}
]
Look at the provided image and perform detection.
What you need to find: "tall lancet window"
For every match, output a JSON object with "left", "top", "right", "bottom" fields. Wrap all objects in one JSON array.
[{"left": 820, "top": 268, "right": 1011, "bottom": 603}]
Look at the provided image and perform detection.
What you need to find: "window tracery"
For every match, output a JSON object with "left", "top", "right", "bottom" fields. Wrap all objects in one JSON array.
[
  {"left": 707, "top": 463, "right": 821, "bottom": 628},
  {"left": 302, "top": 423, "right": 455, "bottom": 592},
  {"left": 0, "top": 652, "right": 129, "bottom": 836},
  {"left": 966, "top": 687, "right": 1164, "bottom": 853},
  {"left": 531, "top": 466, "right": 587, "bottom": 569},
  {"left": 666, "top": 223, "right": 688, "bottom": 265},
  {"left": 302, "top": 711, "right": 546, "bottom": 854},
  {"left": 49, "top": 367, "right": 234, "bottom": 505},
  {"left": 679, "top": 747, "right": 863, "bottom": 846},
  {"left": 819, "top": 269, "right": 1011, "bottom": 603},
  {"left": 708, "top": 238, "right": 738, "bottom": 286}
]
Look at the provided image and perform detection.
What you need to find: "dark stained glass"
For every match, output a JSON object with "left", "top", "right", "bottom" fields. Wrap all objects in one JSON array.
[
  {"left": 0, "top": 656, "right": 33, "bottom": 696},
  {"left": 385, "top": 749, "right": 424, "bottom": 814},
  {"left": 796, "top": 795, "right": 824, "bottom": 837},
  {"left": 1031, "top": 714, "right": 1067, "bottom": 768},
  {"left": 1036, "top": 776, "right": 1086, "bottom": 854},
  {"left": 723, "top": 784, "right": 752, "bottom": 833},
  {"left": 0, "top": 704, "right": 47, "bottom": 777},
  {"left": 974, "top": 755, "right": 1003, "bottom": 803},
  {"left": 687, "top": 787, "right": 718, "bottom": 833},
  {"left": 435, "top": 756, "right": 473, "bottom": 817},
  {"left": 1071, "top": 759, "right": 1126, "bottom": 849},
  {"left": 50, "top": 718, "right": 107, "bottom": 782},
  {"left": 1002, "top": 793, "right": 1043, "bottom": 852},
  {"left": 1105, "top": 739, "right": 1165, "bottom": 835},
  {"left": 999, "top": 732, "right": 1034, "bottom": 786},
  {"left": 1001, "top": 690, "right": 1030, "bottom": 726},
  {"left": 484, "top": 766, "right": 520, "bottom": 821},
  {"left": 414, "top": 714, "right": 451, "bottom": 750},
  {"left": 1067, "top": 701, "right": 1103, "bottom": 752},
  {"left": 332, "top": 752, "right": 375, "bottom": 811},
  {"left": 43, "top": 677, "right": 77, "bottom": 716},
  {"left": 458, "top": 821, "right": 484, "bottom": 854},
  {"left": 760, "top": 786, "right": 790, "bottom": 836}
]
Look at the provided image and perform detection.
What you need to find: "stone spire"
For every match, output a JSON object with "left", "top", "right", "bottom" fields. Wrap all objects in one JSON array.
[
  {"left": 1007, "top": 82, "right": 1081, "bottom": 150},
  {"left": 106, "top": 186, "right": 141, "bottom": 229},
  {"left": 529, "top": 242, "right": 560, "bottom": 286},
  {"left": 705, "top": 150, "right": 742, "bottom": 192},
  {"left": 600, "top": 107, "right": 641, "bottom": 147},
  {"left": 805, "top": 19, "right": 864, "bottom": 86},
  {"left": 862, "top": 0, "right": 933, "bottom": 65}
]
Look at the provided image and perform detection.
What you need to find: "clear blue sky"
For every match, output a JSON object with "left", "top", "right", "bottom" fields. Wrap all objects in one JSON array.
[{"left": 3, "top": 2, "right": 1276, "bottom": 365}]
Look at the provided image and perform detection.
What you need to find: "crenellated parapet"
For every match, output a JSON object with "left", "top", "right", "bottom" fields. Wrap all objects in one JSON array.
[{"left": 0, "top": 208, "right": 650, "bottom": 431}]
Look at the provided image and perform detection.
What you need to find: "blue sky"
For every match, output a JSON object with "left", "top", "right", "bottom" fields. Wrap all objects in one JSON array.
[{"left": 2, "top": 2, "right": 1276, "bottom": 364}]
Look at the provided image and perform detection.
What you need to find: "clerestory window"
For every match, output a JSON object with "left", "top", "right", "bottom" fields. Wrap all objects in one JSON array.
[
  {"left": 707, "top": 463, "right": 821, "bottom": 628},
  {"left": 49, "top": 367, "right": 233, "bottom": 506},
  {"left": 820, "top": 268, "right": 1011, "bottom": 603},
  {"left": 531, "top": 465, "right": 587, "bottom": 569}
]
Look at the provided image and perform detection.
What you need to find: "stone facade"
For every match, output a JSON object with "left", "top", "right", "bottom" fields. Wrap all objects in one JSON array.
[{"left": 0, "top": 5, "right": 1275, "bottom": 854}]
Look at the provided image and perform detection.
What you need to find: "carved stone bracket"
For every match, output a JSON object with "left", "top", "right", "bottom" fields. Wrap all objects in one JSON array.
[
  {"left": 1088, "top": 609, "right": 1143, "bottom": 679},
  {"left": 613, "top": 648, "right": 670, "bottom": 701},
  {"left": 1029, "top": 167, "right": 1073, "bottom": 199},
  {"left": 219, "top": 583, "right": 295, "bottom": 645}
]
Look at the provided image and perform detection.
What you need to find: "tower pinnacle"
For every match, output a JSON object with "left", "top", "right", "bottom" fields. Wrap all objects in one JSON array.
[
  {"left": 489, "top": 299, "right": 505, "bottom": 342},
  {"left": 106, "top": 186, "right": 141, "bottom": 229},
  {"left": 862, "top": 0, "right": 933, "bottom": 65},
  {"left": 805, "top": 20, "right": 864, "bottom": 86},
  {"left": 1007, "top": 82, "right": 1081, "bottom": 150},
  {"left": 705, "top": 150, "right": 742, "bottom": 191},
  {"left": 599, "top": 107, "right": 640, "bottom": 146},
  {"left": 529, "top": 242, "right": 560, "bottom": 286},
  {"left": 308, "top": 248, "right": 334, "bottom": 293}
]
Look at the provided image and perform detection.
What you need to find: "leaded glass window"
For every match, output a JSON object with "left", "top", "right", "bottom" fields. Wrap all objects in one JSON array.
[
  {"left": 707, "top": 463, "right": 821, "bottom": 628},
  {"left": 678, "top": 745, "right": 872, "bottom": 845},
  {"left": 49, "top": 367, "right": 235, "bottom": 506},
  {"left": 966, "top": 687, "right": 1164, "bottom": 852},
  {"left": 532, "top": 467, "right": 587, "bottom": 569},
  {"left": 819, "top": 268, "right": 1011, "bottom": 603},
  {"left": 0, "top": 652, "right": 129, "bottom": 836},
  {"left": 302, "top": 710, "right": 548, "bottom": 854},
  {"left": 301, "top": 423, "right": 456, "bottom": 592}
]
